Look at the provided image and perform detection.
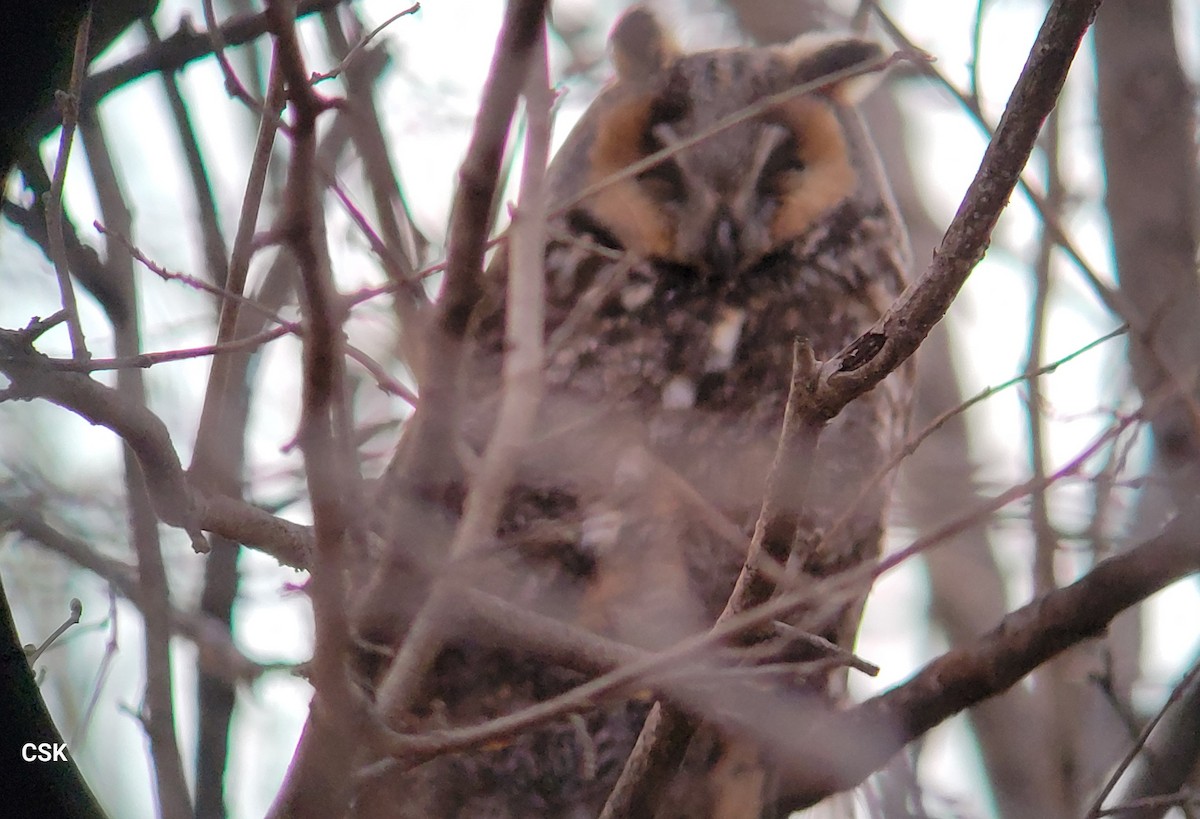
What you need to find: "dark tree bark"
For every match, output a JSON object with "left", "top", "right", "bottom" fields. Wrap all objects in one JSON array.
[
  {"left": 0, "top": 575, "right": 107, "bottom": 819},
  {"left": 1097, "top": 0, "right": 1200, "bottom": 504},
  {"left": 1095, "top": 1, "right": 1200, "bottom": 812},
  {"left": 0, "top": 5, "right": 155, "bottom": 817},
  {"left": 0, "top": 0, "right": 159, "bottom": 176}
]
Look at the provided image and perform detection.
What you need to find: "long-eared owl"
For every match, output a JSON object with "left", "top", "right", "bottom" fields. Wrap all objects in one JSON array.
[{"left": 365, "top": 6, "right": 914, "bottom": 817}]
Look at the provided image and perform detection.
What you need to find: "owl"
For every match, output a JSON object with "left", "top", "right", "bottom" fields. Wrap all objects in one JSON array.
[{"left": 358, "top": 7, "right": 913, "bottom": 818}]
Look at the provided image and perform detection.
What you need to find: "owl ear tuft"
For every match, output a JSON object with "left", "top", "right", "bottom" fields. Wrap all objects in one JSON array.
[
  {"left": 610, "top": 7, "right": 680, "bottom": 81},
  {"left": 784, "top": 34, "right": 889, "bottom": 105}
]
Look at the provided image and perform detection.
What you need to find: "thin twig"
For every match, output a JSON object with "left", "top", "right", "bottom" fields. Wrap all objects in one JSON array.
[
  {"left": 40, "top": 325, "right": 291, "bottom": 372},
  {"left": 374, "top": 15, "right": 552, "bottom": 722},
  {"left": 599, "top": 340, "right": 824, "bottom": 818},
  {"left": 968, "top": 0, "right": 988, "bottom": 106},
  {"left": 80, "top": 94, "right": 194, "bottom": 819},
  {"left": 97, "top": 221, "right": 418, "bottom": 404},
  {"left": 821, "top": 324, "right": 1126, "bottom": 559},
  {"left": 319, "top": 8, "right": 427, "bottom": 314},
  {"left": 870, "top": 2, "right": 1119, "bottom": 315},
  {"left": 45, "top": 9, "right": 92, "bottom": 361},
  {"left": 189, "top": 55, "right": 287, "bottom": 485},
  {"left": 311, "top": 3, "right": 421, "bottom": 82},
  {"left": 1096, "top": 789, "right": 1200, "bottom": 817},
  {"left": 364, "top": 408, "right": 1138, "bottom": 775},
  {"left": 778, "top": 510, "right": 1200, "bottom": 809},
  {"left": 142, "top": 15, "right": 231, "bottom": 285},
  {"left": 382, "top": 0, "right": 550, "bottom": 491},
  {"left": 4, "top": 500, "right": 266, "bottom": 683},
  {"left": 812, "top": 0, "right": 1104, "bottom": 419},
  {"left": 873, "top": 1, "right": 1200, "bottom": 450},
  {"left": 1086, "top": 660, "right": 1200, "bottom": 818},
  {"left": 369, "top": 457, "right": 1196, "bottom": 778},
  {"left": 1025, "top": 108, "right": 1078, "bottom": 815},
  {"left": 0, "top": 324, "right": 314, "bottom": 570},
  {"left": 75, "top": 589, "right": 119, "bottom": 748},
  {"left": 23, "top": 599, "right": 82, "bottom": 665},
  {"left": 27, "top": 0, "right": 350, "bottom": 144},
  {"left": 203, "top": 0, "right": 269, "bottom": 112}
]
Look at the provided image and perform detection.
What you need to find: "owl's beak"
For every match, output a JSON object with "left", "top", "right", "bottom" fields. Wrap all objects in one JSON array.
[{"left": 703, "top": 209, "right": 741, "bottom": 279}]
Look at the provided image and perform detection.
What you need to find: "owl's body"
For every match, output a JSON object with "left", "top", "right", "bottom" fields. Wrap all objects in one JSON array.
[{"left": 368, "top": 8, "right": 912, "bottom": 817}]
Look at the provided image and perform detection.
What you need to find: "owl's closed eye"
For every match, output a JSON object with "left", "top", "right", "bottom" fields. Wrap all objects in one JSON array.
[{"left": 561, "top": 7, "right": 889, "bottom": 284}]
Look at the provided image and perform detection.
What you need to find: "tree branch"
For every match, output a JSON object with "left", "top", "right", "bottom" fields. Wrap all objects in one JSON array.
[
  {"left": 0, "top": 325, "right": 313, "bottom": 568},
  {"left": 260, "top": 3, "right": 362, "bottom": 818},
  {"left": 25, "top": 0, "right": 354, "bottom": 143},
  {"left": 776, "top": 510, "right": 1200, "bottom": 808},
  {"left": 374, "top": 10, "right": 551, "bottom": 724},
  {"left": 599, "top": 0, "right": 1100, "bottom": 810},
  {"left": 814, "top": 0, "right": 1102, "bottom": 417},
  {"left": 0, "top": 501, "right": 267, "bottom": 684}
]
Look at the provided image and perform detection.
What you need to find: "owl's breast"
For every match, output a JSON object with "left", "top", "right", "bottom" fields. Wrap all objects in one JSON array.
[{"left": 539, "top": 200, "right": 899, "bottom": 422}]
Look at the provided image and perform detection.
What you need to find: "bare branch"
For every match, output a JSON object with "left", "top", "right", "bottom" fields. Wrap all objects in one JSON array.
[
  {"left": 189, "top": 55, "right": 286, "bottom": 487},
  {"left": 1088, "top": 658, "right": 1200, "bottom": 818},
  {"left": 44, "top": 9, "right": 91, "bottom": 361},
  {"left": 0, "top": 331, "right": 197, "bottom": 540},
  {"left": 27, "top": 0, "right": 353, "bottom": 141},
  {"left": 816, "top": 0, "right": 1102, "bottom": 416},
  {"left": 0, "top": 327, "right": 313, "bottom": 568},
  {"left": 375, "top": 11, "right": 552, "bottom": 722},
  {"left": 777, "top": 511, "right": 1200, "bottom": 809},
  {"left": 80, "top": 99, "right": 193, "bottom": 819},
  {"left": 1, "top": 501, "right": 266, "bottom": 684},
  {"left": 601, "top": 340, "right": 825, "bottom": 818},
  {"left": 312, "top": 3, "right": 421, "bottom": 83}
]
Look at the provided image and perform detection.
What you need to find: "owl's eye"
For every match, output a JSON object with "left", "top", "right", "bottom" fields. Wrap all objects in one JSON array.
[
  {"left": 637, "top": 159, "right": 687, "bottom": 204},
  {"left": 565, "top": 208, "right": 624, "bottom": 250},
  {"left": 756, "top": 135, "right": 806, "bottom": 197}
]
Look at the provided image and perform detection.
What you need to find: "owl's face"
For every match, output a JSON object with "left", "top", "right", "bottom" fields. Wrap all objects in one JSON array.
[{"left": 563, "top": 8, "right": 885, "bottom": 284}]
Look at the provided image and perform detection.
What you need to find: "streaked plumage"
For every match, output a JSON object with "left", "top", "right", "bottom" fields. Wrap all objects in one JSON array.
[{"left": 369, "top": 8, "right": 914, "bottom": 817}]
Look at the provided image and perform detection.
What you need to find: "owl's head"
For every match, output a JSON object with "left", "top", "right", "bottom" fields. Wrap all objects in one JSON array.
[{"left": 557, "top": 7, "right": 888, "bottom": 281}]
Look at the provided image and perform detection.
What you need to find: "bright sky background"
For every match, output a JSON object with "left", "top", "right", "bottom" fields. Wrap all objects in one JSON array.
[{"left": 1, "top": 2, "right": 1198, "bottom": 817}]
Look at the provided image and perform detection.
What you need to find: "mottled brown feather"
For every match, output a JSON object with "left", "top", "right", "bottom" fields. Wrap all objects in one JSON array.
[{"left": 366, "top": 7, "right": 912, "bottom": 817}]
